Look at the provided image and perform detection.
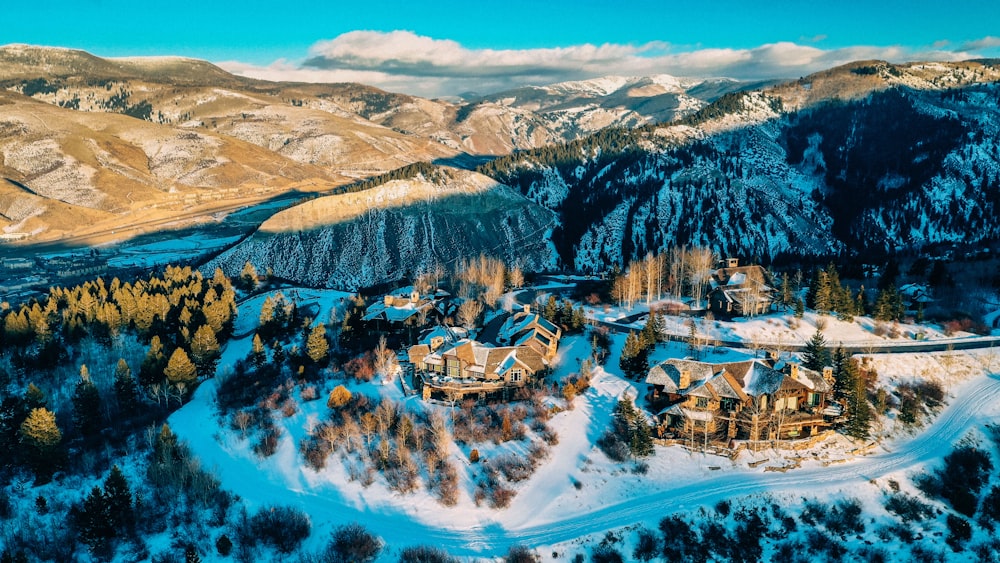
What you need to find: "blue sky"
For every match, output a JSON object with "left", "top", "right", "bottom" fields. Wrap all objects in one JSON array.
[{"left": 6, "top": 0, "right": 1000, "bottom": 96}]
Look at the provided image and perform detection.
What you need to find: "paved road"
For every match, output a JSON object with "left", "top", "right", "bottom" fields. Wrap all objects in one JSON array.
[{"left": 593, "top": 316, "right": 1000, "bottom": 355}]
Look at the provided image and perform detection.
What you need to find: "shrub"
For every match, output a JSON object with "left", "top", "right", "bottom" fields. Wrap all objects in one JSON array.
[
  {"left": 590, "top": 545, "right": 624, "bottom": 563},
  {"left": 946, "top": 514, "right": 972, "bottom": 551},
  {"left": 253, "top": 426, "right": 281, "bottom": 458},
  {"left": 249, "top": 505, "right": 311, "bottom": 553},
  {"left": 884, "top": 493, "right": 935, "bottom": 522},
  {"left": 505, "top": 545, "right": 539, "bottom": 563},
  {"left": 469, "top": 449, "right": 479, "bottom": 463},
  {"left": 596, "top": 431, "right": 630, "bottom": 462},
  {"left": 825, "top": 498, "right": 865, "bottom": 536},
  {"left": 632, "top": 527, "right": 659, "bottom": 562},
  {"left": 322, "top": 523, "right": 382, "bottom": 563},
  {"left": 215, "top": 534, "right": 233, "bottom": 556},
  {"left": 398, "top": 545, "right": 458, "bottom": 563}
]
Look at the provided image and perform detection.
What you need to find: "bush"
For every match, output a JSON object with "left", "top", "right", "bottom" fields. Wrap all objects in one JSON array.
[
  {"left": 322, "top": 523, "right": 382, "bottom": 563},
  {"left": 884, "top": 493, "right": 935, "bottom": 522},
  {"left": 253, "top": 426, "right": 281, "bottom": 458},
  {"left": 825, "top": 498, "right": 865, "bottom": 536},
  {"left": 590, "top": 545, "right": 624, "bottom": 563},
  {"left": 249, "top": 505, "right": 311, "bottom": 553},
  {"left": 596, "top": 431, "right": 630, "bottom": 462},
  {"left": 505, "top": 545, "right": 539, "bottom": 563},
  {"left": 946, "top": 514, "right": 972, "bottom": 551},
  {"left": 398, "top": 545, "right": 458, "bottom": 563},
  {"left": 632, "top": 527, "right": 659, "bottom": 562},
  {"left": 215, "top": 534, "right": 233, "bottom": 557}
]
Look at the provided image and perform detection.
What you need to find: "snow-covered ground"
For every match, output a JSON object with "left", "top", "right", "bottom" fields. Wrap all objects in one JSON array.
[{"left": 167, "top": 286, "right": 1000, "bottom": 559}]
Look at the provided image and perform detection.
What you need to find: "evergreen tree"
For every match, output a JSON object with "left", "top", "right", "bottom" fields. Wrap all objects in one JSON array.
[
  {"left": 139, "top": 335, "right": 167, "bottom": 386},
  {"left": 306, "top": 323, "right": 330, "bottom": 365},
  {"left": 802, "top": 330, "right": 831, "bottom": 371},
  {"left": 185, "top": 545, "right": 201, "bottom": 563},
  {"left": 164, "top": 348, "right": 197, "bottom": 386},
  {"left": 114, "top": 359, "right": 138, "bottom": 417},
  {"left": 190, "top": 324, "right": 221, "bottom": 377},
  {"left": 780, "top": 273, "right": 793, "bottom": 311},
  {"left": 24, "top": 383, "right": 46, "bottom": 410},
  {"left": 103, "top": 465, "right": 134, "bottom": 532},
  {"left": 809, "top": 268, "right": 832, "bottom": 315},
  {"left": 619, "top": 332, "right": 649, "bottom": 379},
  {"left": 794, "top": 298, "right": 805, "bottom": 319},
  {"left": 19, "top": 408, "right": 62, "bottom": 480},
  {"left": 874, "top": 285, "right": 905, "bottom": 322},
  {"left": 614, "top": 398, "right": 653, "bottom": 457},
  {"left": 72, "top": 369, "right": 103, "bottom": 438},
  {"left": 844, "top": 359, "right": 872, "bottom": 440},
  {"left": 543, "top": 296, "right": 559, "bottom": 324},
  {"left": 250, "top": 333, "right": 267, "bottom": 369},
  {"left": 78, "top": 485, "right": 113, "bottom": 552}
]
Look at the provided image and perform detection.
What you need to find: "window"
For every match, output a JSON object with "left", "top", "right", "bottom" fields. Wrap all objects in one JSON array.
[
  {"left": 720, "top": 398, "right": 738, "bottom": 412},
  {"left": 695, "top": 397, "right": 709, "bottom": 409},
  {"left": 510, "top": 369, "right": 523, "bottom": 383},
  {"left": 808, "top": 392, "right": 820, "bottom": 407}
]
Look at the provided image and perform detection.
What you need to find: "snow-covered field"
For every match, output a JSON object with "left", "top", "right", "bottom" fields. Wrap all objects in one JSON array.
[{"left": 167, "top": 287, "right": 1000, "bottom": 560}]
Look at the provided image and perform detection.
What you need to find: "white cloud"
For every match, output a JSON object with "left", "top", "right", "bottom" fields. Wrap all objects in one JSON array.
[{"left": 218, "top": 31, "right": 984, "bottom": 98}]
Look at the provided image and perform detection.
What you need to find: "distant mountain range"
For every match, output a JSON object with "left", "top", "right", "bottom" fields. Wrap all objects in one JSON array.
[
  {"left": 2, "top": 45, "right": 999, "bottom": 289},
  {"left": 0, "top": 44, "right": 747, "bottom": 244}
]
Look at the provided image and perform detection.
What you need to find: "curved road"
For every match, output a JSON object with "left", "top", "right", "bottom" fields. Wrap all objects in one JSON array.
[{"left": 174, "top": 369, "right": 1000, "bottom": 557}]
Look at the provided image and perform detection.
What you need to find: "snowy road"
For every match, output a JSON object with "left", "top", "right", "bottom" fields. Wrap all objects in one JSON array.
[{"left": 172, "top": 371, "right": 1000, "bottom": 557}]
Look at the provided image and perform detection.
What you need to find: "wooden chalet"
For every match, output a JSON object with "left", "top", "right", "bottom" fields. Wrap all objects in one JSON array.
[
  {"left": 646, "top": 358, "right": 837, "bottom": 444},
  {"left": 706, "top": 258, "right": 775, "bottom": 317}
]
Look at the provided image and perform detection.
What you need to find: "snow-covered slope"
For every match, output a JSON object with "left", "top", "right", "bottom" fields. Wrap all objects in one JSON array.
[
  {"left": 207, "top": 168, "right": 559, "bottom": 289},
  {"left": 483, "top": 68, "right": 1000, "bottom": 268}
]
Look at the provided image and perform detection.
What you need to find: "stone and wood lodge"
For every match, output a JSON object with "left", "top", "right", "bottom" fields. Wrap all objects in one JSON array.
[
  {"left": 706, "top": 258, "right": 775, "bottom": 317},
  {"left": 407, "top": 307, "right": 561, "bottom": 402},
  {"left": 646, "top": 357, "right": 840, "bottom": 444}
]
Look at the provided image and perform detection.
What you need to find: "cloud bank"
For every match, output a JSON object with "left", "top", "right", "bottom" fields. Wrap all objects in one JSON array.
[{"left": 220, "top": 30, "right": 997, "bottom": 98}]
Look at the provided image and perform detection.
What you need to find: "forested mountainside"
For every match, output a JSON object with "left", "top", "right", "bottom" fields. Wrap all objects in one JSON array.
[
  {"left": 479, "top": 62, "right": 1000, "bottom": 270},
  {"left": 206, "top": 167, "right": 558, "bottom": 289}
]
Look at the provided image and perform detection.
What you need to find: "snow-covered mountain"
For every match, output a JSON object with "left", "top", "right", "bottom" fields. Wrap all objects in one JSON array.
[{"left": 480, "top": 60, "right": 1000, "bottom": 270}]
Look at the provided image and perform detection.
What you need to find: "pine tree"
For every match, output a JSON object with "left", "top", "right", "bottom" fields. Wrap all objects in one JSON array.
[
  {"left": 614, "top": 398, "right": 653, "bottom": 458},
  {"left": 794, "top": 298, "right": 805, "bottom": 319},
  {"left": 190, "top": 324, "right": 221, "bottom": 377},
  {"left": 844, "top": 358, "right": 872, "bottom": 440},
  {"left": 185, "top": 545, "right": 201, "bottom": 563},
  {"left": 250, "top": 333, "right": 267, "bottom": 369},
  {"left": 19, "top": 408, "right": 62, "bottom": 479},
  {"left": 164, "top": 348, "right": 197, "bottom": 386},
  {"left": 780, "top": 273, "right": 793, "bottom": 311},
  {"left": 813, "top": 269, "right": 832, "bottom": 315},
  {"left": 306, "top": 323, "right": 329, "bottom": 365},
  {"left": 72, "top": 369, "right": 103, "bottom": 438},
  {"left": 139, "top": 335, "right": 167, "bottom": 386},
  {"left": 103, "top": 465, "right": 134, "bottom": 532},
  {"left": 24, "top": 383, "right": 46, "bottom": 410},
  {"left": 620, "top": 332, "right": 648, "bottom": 379},
  {"left": 78, "top": 485, "right": 113, "bottom": 551},
  {"left": 802, "top": 330, "right": 831, "bottom": 371},
  {"left": 114, "top": 359, "right": 138, "bottom": 416}
]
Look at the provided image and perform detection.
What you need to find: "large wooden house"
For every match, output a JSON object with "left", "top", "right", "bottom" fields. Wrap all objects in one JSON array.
[
  {"left": 706, "top": 259, "right": 775, "bottom": 317},
  {"left": 408, "top": 330, "right": 553, "bottom": 402},
  {"left": 646, "top": 358, "right": 836, "bottom": 443}
]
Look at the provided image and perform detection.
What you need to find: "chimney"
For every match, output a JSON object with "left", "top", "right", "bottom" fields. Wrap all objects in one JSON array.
[
  {"left": 679, "top": 369, "right": 691, "bottom": 389},
  {"left": 727, "top": 257, "right": 739, "bottom": 268},
  {"left": 523, "top": 304, "right": 531, "bottom": 315},
  {"left": 790, "top": 363, "right": 799, "bottom": 379},
  {"left": 822, "top": 366, "right": 834, "bottom": 384}
]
